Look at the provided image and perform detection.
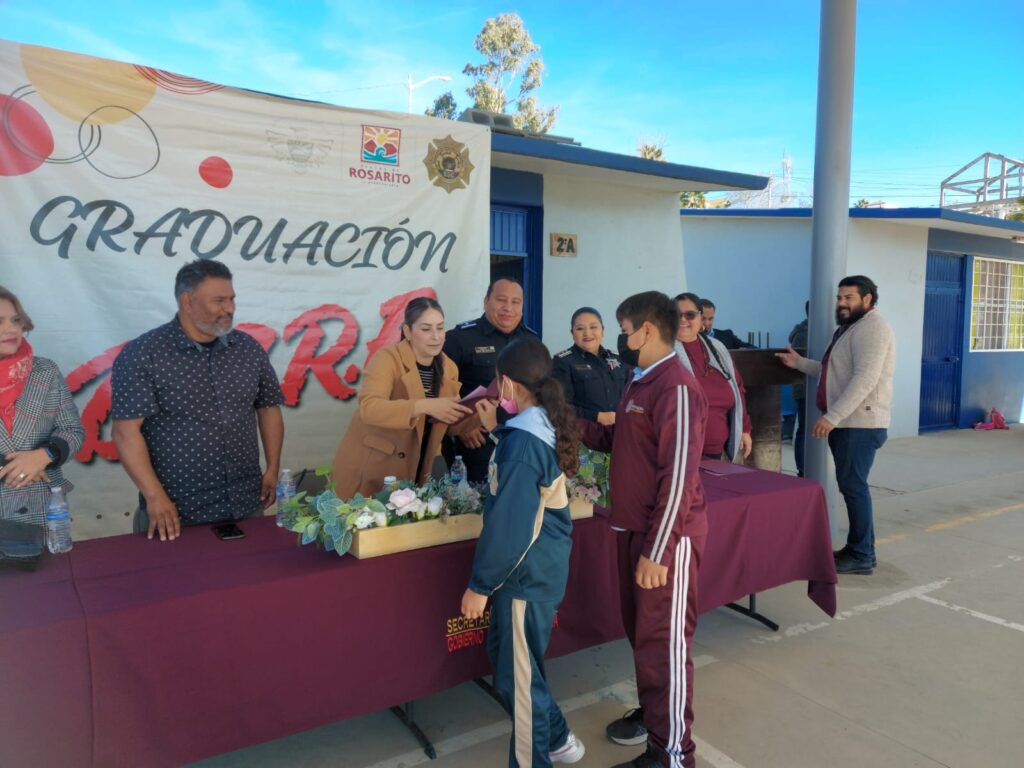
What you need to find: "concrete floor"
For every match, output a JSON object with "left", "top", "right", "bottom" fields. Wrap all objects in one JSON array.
[{"left": 191, "top": 427, "right": 1024, "bottom": 768}]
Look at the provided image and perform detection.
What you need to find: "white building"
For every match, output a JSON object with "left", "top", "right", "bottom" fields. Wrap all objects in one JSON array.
[
  {"left": 680, "top": 208, "right": 1024, "bottom": 436},
  {"left": 484, "top": 132, "right": 767, "bottom": 341}
]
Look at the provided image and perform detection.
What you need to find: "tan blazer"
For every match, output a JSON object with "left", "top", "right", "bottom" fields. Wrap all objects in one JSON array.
[
  {"left": 331, "top": 340, "right": 476, "bottom": 498},
  {"left": 795, "top": 309, "right": 895, "bottom": 429}
]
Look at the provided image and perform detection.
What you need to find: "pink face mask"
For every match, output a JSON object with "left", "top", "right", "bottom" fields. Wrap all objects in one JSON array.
[{"left": 499, "top": 378, "right": 519, "bottom": 415}]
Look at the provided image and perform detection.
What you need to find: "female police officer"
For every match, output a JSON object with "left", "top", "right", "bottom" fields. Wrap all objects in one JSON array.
[{"left": 552, "top": 307, "right": 630, "bottom": 425}]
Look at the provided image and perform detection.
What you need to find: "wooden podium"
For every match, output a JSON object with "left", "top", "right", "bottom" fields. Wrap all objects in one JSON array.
[{"left": 730, "top": 349, "right": 804, "bottom": 472}]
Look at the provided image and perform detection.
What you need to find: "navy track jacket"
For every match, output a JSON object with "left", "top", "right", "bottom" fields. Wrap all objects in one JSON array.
[{"left": 468, "top": 407, "right": 572, "bottom": 603}]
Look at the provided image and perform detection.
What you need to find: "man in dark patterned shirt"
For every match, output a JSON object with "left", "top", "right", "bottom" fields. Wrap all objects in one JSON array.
[{"left": 112, "top": 260, "right": 285, "bottom": 541}]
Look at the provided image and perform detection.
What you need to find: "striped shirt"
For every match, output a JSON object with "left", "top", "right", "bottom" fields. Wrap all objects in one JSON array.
[{"left": 417, "top": 363, "right": 437, "bottom": 397}]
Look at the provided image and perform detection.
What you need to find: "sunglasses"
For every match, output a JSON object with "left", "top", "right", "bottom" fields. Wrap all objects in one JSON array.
[{"left": 679, "top": 310, "right": 701, "bottom": 320}]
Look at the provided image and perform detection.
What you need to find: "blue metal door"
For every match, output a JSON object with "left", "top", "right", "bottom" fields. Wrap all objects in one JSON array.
[
  {"left": 489, "top": 205, "right": 543, "bottom": 334},
  {"left": 919, "top": 252, "right": 964, "bottom": 430}
]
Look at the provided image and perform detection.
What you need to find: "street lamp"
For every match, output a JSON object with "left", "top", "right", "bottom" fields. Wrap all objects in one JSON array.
[{"left": 407, "top": 73, "right": 452, "bottom": 113}]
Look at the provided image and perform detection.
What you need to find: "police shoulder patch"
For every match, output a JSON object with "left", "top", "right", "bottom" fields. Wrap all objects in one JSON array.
[
  {"left": 555, "top": 349, "right": 573, "bottom": 358},
  {"left": 456, "top": 320, "right": 478, "bottom": 329}
]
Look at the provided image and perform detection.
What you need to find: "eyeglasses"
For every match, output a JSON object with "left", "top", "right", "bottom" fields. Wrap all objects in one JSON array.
[{"left": 679, "top": 310, "right": 701, "bottom": 320}]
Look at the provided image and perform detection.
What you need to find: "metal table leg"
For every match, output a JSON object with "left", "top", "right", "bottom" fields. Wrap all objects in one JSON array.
[
  {"left": 390, "top": 701, "right": 437, "bottom": 760},
  {"left": 473, "top": 675, "right": 506, "bottom": 707},
  {"left": 724, "top": 593, "right": 780, "bottom": 631}
]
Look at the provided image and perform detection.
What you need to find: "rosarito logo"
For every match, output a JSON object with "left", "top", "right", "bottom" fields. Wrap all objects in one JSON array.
[{"left": 349, "top": 124, "right": 411, "bottom": 186}]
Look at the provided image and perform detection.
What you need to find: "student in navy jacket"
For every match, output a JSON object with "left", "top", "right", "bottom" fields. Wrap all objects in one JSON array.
[
  {"left": 461, "top": 336, "right": 586, "bottom": 767},
  {"left": 581, "top": 291, "right": 708, "bottom": 768}
]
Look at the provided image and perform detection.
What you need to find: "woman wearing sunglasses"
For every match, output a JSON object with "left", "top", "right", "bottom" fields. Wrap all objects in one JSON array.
[{"left": 673, "top": 292, "right": 752, "bottom": 462}]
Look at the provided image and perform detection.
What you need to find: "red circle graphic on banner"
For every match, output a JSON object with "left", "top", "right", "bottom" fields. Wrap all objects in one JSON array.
[
  {"left": 199, "top": 155, "right": 232, "bottom": 188},
  {"left": 0, "top": 94, "right": 54, "bottom": 176}
]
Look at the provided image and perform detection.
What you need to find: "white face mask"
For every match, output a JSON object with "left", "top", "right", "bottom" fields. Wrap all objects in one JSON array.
[{"left": 499, "top": 377, "right": 519, "bottom": 415}]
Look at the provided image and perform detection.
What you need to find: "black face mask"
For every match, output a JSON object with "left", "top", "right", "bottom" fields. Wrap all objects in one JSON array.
[{"left": 617, "top": 332, "right": 641, "bottom": 367}]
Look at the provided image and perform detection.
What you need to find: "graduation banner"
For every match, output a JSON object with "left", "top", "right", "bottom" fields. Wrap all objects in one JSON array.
[{"left": 0, "top": 40, "right": 492, "bottom": 538}]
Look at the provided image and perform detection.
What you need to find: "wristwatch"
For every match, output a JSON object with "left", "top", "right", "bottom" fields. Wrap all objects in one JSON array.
[{"left": 41, "top": 445, "right": 58, "bottom": 464}]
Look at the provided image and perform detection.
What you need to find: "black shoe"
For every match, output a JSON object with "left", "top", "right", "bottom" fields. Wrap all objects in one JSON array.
[
  {"left": 834, "top": 546, "right": 876, "bottom": 567},
  {"left": 612, "top": 745, "right": 662, "bottom": 767},
  {"left": 835, "top": 552, "right": 874, "bottom": 575},
  {"left": 606, "top": 707, "right": 647, "bottom": 746}
]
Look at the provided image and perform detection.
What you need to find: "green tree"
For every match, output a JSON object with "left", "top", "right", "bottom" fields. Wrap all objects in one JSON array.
[
  {"left": 463, "top": 13, "right": 558, "bottom": 133},
  {"left": 425, "top": 91, "right": 459, "bottom": 120},
  {"left": 637, "top": 142, "right": 665, "bottom": 161},
  {"left": 855, "top": 198, "right": 871, "bottom": 208},
  {"left": 1008, "top": 197, "right": 1024, "bottom": 222},
  {"left": 680, "top": 191, "right": 707, "bottom": 209}
]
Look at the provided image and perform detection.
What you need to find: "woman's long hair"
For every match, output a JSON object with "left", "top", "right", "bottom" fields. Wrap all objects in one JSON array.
[
  {"left": 496, "top": 337, "right": 581, "bottom": 476},
  {"left": 403, "top": 297, "right": 444, "bottom": 396}
]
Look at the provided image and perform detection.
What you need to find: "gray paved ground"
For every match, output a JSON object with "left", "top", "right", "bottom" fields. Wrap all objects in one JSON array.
[{"left": 191, "top": 426, "right": 1024, "bottom": 768}]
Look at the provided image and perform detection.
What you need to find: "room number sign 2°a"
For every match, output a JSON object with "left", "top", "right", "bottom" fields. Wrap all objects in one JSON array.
[{"left": 550, "top": 232, "right": 578, "bottom": 257}]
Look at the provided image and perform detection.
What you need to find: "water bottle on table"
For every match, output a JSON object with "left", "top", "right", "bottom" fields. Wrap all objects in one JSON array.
[
  {"left": 46, "top": 486, "right": 72, "bottom": 554},
  {"left": 275, "top": 468, "right": 295, "bottom": 527},
  {"left": 450, "top": 455, "right": 470, "bottom": 492}
]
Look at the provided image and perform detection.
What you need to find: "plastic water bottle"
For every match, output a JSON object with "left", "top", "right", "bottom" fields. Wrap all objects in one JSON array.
[
  {"left": 275, "top": 468, "right": 296, "bottom": 527},
  {"left": 45, "top": 486, "right": 72, "bottom": 554},
  {"left": 383, "top": 475, "right": 398, "bottom": 492},
  {"left": 451, "top": 456, "right": 470, "bottom": 492}
]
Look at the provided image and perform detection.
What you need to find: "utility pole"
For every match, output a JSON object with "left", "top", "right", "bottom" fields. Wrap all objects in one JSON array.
[{"left": 806, "top": 0, "right": 857, "bottom": 535}]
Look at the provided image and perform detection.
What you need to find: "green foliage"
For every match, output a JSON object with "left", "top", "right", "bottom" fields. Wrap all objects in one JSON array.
[
  {"left": 680, "top": 191, "right": 707, "bottom": 209},
  {"left": 284, "top": 471, "right": 486, "bottom": 559},
  {"left": 462, "top": 12, "right": 558, "bottom": 133},
  {"left": 425, "top": 91, "right": 459, "bottom": 120},
  {"left": 638, "top": 142, "right": 665, "bottom": 161},
  {"left": 1009, "top": 197, "right": 1024, "bottom": 222},
  {"left": 567, "top": 448, "right": 611, "bottom": 508}
]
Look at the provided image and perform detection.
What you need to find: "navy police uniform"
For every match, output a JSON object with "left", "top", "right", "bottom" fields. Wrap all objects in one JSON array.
[
  {"left": 442, "top": 315, "right": 538, "bottom": 482},
  {"left": 469, "top": 407, "right": 573, "bottom": 768},
  {"left": 552, "top": 345, "right": 630, "bottom": 422}
]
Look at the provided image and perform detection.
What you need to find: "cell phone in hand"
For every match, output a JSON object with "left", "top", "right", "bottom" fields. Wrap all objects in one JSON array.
[{"left": 212, "top": 522, "right": 246, "bottom": 540}]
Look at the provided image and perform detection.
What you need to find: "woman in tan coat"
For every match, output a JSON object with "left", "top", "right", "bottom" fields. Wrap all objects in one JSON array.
[{"left": 332, "top": 297, "right": 476, "bottom": 498}]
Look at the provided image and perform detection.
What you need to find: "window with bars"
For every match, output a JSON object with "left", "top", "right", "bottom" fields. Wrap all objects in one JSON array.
[{"left": 970, "top": 257, "right": 1024, "bottom": 351}]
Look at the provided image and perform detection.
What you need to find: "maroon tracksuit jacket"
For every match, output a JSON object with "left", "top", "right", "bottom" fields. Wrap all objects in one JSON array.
[{"left": 583, "top": 353, "right": 707, "bottom": 768}]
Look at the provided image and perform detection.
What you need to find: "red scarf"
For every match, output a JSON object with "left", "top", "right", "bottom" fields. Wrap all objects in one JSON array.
[{"left": 0, "top": 338, "right": 33, "bottom": 433}]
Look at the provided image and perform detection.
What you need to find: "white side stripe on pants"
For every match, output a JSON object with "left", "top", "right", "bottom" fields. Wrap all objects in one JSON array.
[{"left": 668, "top": 537, "right": 691, "bottom": 767}]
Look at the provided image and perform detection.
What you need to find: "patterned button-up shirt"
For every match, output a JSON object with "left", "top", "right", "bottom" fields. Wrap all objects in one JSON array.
[{"left": 111, "top": 317, "right": 284, "bottom": 524}]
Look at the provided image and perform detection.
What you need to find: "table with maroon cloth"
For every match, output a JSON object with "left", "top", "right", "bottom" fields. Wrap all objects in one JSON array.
[{"left": 0, "top": 467, "right": 836, "bottom": 768}]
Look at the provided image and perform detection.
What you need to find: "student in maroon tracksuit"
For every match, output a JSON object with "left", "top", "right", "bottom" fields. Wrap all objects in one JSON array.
[{"left": 580, "top": 291, "right": 707, "bottom": 768}]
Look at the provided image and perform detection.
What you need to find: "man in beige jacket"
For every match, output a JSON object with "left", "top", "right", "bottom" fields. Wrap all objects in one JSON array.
[{"left": 777, "top": 276, "right": 895, "bottom": 575}]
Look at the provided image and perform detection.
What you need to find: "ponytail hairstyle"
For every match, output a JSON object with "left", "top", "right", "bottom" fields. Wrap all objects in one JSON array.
[
  {"left": 496, "top": 337, "right": 581, "bottom": 477},
  {"left": 403, "top": 296, "right": 445, "bottom": 396}
]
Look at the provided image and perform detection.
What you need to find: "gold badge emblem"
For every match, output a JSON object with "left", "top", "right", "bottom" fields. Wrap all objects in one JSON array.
[{"left": 423, "top": 135, "right": 474, "bottom": 193}]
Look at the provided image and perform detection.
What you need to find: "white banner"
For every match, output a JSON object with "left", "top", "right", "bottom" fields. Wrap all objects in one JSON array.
[{"left": 0, "top": 40, "right": 491, "bottom": 538}]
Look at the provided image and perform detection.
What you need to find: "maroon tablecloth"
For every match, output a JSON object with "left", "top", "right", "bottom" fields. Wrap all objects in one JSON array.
[{"left": 0, "top": 467, "right": 835, "bottom": 768}]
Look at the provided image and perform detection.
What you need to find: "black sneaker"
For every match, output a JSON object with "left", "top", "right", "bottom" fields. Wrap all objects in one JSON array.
[
  {"left": 835, "top": 552, "right": 874, "bottom": 575},
  {"left": 612, "top": 745, "right": 662, "bottom": 767},
  {"left": 606, "top": 707, "right": 647, "bottom": 746},
  {"left": 834, "top": 546, "right": 876, "bottom": 568}
]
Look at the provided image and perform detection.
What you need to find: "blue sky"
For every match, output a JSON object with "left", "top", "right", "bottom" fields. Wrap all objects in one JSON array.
[{"left": 1, "top": 0, "right": 1021, "bottom": 206}]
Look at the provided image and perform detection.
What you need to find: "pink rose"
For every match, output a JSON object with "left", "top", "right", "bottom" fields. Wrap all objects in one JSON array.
[{"left": 387, "top": 488, "right": 418, "bottom": 512}]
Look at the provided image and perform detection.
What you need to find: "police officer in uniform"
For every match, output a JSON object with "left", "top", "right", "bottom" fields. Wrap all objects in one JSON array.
[
  {"left": 553, "top": 306, "right": 630, "bottom": 426},
  {"left": 443, "top": 277, "right": 537, "bottom": 481}
]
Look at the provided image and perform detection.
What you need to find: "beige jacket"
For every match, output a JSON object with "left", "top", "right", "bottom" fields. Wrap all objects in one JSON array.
[
  {"left": 796, "top": 309, "right": 895, "bottom": 429},
  {"left": 331, "top": 340, "right": 476, "bottom": 498}
]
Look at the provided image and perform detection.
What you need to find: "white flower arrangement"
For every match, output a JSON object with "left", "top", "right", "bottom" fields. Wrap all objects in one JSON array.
[{"left": 281, "top": 469, "right": 485, "bottom": 558}]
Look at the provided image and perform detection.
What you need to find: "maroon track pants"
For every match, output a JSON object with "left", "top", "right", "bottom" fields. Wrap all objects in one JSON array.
[{"left": 617, "top": 531, "right": 705, "bottom": 768}]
